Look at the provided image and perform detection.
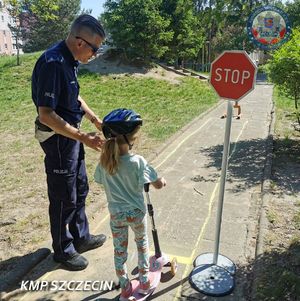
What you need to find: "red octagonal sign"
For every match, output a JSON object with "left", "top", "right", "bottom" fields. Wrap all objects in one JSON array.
[{"left": 210, "top": 51, "right": 257, "bottom": 101}]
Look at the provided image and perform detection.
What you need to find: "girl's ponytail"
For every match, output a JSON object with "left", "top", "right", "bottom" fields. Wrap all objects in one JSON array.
[{"left": 100, "top": 138, "right": 120, "bottom": 175}]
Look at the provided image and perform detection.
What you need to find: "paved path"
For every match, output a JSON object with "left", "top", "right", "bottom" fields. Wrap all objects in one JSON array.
[{"left": 7, "top": 84, "right": 274, "bottom": 301}]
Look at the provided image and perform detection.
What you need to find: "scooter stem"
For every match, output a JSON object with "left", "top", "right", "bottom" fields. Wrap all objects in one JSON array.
[{"left": 144, "top": 183, "right": 162, "bottom": 258}]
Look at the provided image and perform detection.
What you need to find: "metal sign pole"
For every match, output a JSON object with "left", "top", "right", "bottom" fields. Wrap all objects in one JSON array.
[
  {"left": 190, "top": 50, "right": 257, "bottom": 297},
  {"left": 213, "top": 100, "right": 233, "bottom": 264},
  {"left": 189, "top": 100, "right": 236, "bottom": 296}
]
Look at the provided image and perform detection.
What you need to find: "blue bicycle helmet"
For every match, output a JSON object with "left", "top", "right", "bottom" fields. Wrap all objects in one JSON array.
[{"left": 102, "top": 108, "right": 143, "bottom": 139}]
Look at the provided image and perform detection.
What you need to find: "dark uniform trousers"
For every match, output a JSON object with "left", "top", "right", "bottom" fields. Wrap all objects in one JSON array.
[{"left": 40, "top": 133, "right": 90, "bottom": 257}]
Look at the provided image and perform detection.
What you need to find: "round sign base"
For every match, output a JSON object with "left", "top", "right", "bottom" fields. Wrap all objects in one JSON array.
[
  {"left": 193, "top": 252, "right": 236, "bottom": 275},
  {"left": 189, "top": 264, "right": 235, "bottom": 297}
]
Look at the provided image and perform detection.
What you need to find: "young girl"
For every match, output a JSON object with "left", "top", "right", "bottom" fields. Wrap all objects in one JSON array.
[{"left": 94, "top": 108, "right": 166, "bottom": 300}]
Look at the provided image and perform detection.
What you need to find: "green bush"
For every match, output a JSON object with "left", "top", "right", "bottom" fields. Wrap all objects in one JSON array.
[{"left": 267, "top": 27, "right": 300, "bottom": 124}]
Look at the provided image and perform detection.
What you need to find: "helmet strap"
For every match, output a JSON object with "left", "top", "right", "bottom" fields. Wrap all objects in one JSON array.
[{"left": 123, "top": 135, "right": 134, "bottom": 150}]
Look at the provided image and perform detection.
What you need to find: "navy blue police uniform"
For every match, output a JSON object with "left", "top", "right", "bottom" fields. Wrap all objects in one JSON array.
[{"left": 32, "top": 41, "right": 90, "bottom": 259}]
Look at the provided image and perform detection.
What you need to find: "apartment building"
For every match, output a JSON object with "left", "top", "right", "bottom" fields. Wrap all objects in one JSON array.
[{"left": 0, "top": 0, "right": 22, "bottom": 55}]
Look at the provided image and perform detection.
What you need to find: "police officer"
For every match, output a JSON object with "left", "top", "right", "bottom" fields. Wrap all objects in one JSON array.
[{"left": 32, "top": 15, "right": 107, "bottom": 271}]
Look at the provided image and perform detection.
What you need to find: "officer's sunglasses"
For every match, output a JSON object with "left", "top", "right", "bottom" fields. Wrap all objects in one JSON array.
[{"left": 75, "top": 36, "right": 99, "bottom": 54}]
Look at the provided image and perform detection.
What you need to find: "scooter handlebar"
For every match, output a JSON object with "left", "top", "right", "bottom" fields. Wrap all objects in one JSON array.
[
  {"left": 144, "top": 183, "right": 150, "bottom": 192},
  {"left": 147, "top": 203, "right": 154, "bottom": 216}
]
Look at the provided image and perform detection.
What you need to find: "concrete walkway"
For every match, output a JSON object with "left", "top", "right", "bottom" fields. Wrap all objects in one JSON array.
[{"left": 4, "top": 83, "right": 274, "bottom": 301}]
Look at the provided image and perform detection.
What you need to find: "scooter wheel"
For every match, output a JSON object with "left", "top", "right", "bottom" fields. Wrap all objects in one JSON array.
[{"left": 170, "top": 257, "right": 178, "bottom": 275}]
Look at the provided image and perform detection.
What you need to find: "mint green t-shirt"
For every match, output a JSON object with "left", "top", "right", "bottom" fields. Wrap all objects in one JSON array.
[{"left": 94, "top": 154, "right": 158, "bottom": 214}]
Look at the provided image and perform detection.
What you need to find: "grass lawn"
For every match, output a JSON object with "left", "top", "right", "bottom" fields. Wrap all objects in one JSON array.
[
  {"left": 273, "top": 86, "right": 300, "bottom": 140},
  {"left": 78, "top": 69, "right": 217, "bottom": 139},
  {"left": 0, "top": 53, "right": 217, "bottom": 138},
  {"left": 0, "top": 52, "right": 217, "bottom": 190}
]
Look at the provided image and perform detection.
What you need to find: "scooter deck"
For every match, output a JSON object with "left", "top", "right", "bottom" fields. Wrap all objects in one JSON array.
[{"left": 128, "top": 269, "right": 161, "bottom": 301}]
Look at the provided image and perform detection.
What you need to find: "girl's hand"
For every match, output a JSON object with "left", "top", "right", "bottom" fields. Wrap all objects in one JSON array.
[
  {"left": 151, "top": 177, "right": 167, "bottom": 189},
  {"left": 82, "top": 132, "right": 105, "bottom": 151}
]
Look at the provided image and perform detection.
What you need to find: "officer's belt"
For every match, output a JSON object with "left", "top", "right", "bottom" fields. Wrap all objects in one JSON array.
[
  {"left": 71, "top": 122, "right": 81, "bottom": 129},
  {"left": 34, "top": 117, "right": 80, "bottom": 143},
  {"left": 35, "top": 117, "right": 52, "bottom": 132},
  {"left": 35, "top": 117, "right": 81, "bottom": 131}
]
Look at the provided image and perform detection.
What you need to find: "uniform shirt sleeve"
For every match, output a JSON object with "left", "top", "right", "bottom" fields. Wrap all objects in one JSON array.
[
  {"left": 36, "top": 62, "right": 62, "bottom": 109},
  {"left": 138, "top": 156, "right": 158, "bottom": 185},
  {"left": 94, "top": 164, "right": 103, "bottom": 184}
]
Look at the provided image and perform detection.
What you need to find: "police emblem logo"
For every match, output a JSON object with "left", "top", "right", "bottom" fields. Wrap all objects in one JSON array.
[{"left": 247, "top": 5, "right": 291, "bottom": 50}]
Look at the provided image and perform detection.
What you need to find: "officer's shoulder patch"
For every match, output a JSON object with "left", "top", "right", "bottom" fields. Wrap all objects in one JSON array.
[{"left": 45, "top": 52, "right": 64, "bottom": 64}]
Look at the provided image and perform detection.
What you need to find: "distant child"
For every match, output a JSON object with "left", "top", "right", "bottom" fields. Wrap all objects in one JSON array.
[
  {"left": 94, "top": 108, "right": 166, "bottom": 301},
  {"left": 221, "top": 101, "right": 241, "bottom": 119}
]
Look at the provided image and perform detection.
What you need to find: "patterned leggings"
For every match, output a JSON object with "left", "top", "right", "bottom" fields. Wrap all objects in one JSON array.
[{"left": 110, "top": 209, "right": 149, "bottom": 289}]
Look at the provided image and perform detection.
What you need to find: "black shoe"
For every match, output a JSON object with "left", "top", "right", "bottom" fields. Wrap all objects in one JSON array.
[
  {"left": 75, "top": 234, "right": 107, "bottom": 254},
  {"left": 53, "top": 252, "right": 88, "bottom": 271}
]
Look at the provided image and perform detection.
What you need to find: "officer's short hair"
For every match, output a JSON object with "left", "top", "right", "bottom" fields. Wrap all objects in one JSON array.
[{"left": 71, "top": 14, "right": 106, "bottom": 39}]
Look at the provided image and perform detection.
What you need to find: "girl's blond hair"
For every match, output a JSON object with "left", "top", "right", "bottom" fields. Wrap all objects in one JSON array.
[{"left": 100, "top": 126, "right": 141, "bottom": 175}]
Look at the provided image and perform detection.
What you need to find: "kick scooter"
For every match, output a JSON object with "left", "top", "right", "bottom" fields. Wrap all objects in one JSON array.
[{"left": 127, "top": 183, "right": 178, "bottom": 301}]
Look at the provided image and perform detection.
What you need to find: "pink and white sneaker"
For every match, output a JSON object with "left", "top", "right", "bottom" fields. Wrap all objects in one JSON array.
[
  {"left": 119, "top": 282, "right": 132, "bottom": 301},
  {"left": 138, "top": 273, "right": 155, "bottom": 295}
]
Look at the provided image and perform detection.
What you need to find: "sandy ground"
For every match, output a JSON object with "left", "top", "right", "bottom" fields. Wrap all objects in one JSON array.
[{"left": 82, "top": 54, "right": 183, "bottom": 84}]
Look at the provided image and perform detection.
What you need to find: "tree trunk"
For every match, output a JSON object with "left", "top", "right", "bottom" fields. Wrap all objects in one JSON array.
[
  {"left": 16, "top": 35, "right": 20, "bottom": 66},
  {"left": 295, "top": 96, "right": 300, "bottom": 125}
]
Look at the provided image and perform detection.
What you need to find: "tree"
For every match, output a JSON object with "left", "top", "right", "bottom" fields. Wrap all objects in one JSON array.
[
  {"left": 103, "top": 0, "right": 173, "bottom": 60},
  {"left": 211, "top": 25, "right": 246, "bottom": 58},
  {"left": 23, "top": 0, "right": 80, "bottom": 52},
  {"left": 267, "top": 27, "right": 300, "bottom": 125},
  {"left": 6, "top": 0, "right": 26, "bottom": 65},
  {"left": 285, "top": 0, "right": 300, "bottom": 28},
  {"left": 161, "top": 0, "right": 205, "bottom": 65}
]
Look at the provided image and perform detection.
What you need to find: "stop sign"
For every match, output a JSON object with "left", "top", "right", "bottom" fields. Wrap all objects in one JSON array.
[{"left": 210, "top": 51, "right": 257, "bottom": 101}]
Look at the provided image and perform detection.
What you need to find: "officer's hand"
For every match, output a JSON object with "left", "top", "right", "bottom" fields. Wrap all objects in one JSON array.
[{"left": 83, "top": 132, "right": 104, "bottom": 151}]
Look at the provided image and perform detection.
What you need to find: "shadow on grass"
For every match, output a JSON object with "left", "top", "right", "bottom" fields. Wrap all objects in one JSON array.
[
  {"left": 271, "top": 138, "right": 300, "bottom": 193},
  {"left": 252, "top": 240, "right": 300, "bottom": 301}
]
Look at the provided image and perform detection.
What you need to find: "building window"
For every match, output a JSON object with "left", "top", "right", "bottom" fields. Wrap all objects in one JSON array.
[
  {"left": 1, "top": 16, "right": 4, "bottom": 22},
  {"left": 4, "top": 43, "right": 7, "bottom": 49},
  {"left": 3, "top": 30, "right": 5, "bottom": 36},
  {"left": 0, "top": 2, "right": 2, "bottom": 9}
]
